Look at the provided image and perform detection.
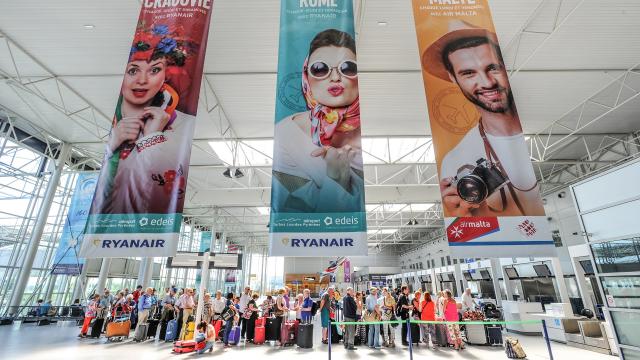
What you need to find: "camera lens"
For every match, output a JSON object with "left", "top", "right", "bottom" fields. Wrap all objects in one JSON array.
[{"left": 456, "top": 175, "right": 488, "bottom": 204}]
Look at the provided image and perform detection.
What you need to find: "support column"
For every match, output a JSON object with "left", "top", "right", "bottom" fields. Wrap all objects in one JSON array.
[
  {"left": 454, "top": 263, "right": 465, "bottom": 297},
  {"left": 501, "top": 263, "right": 516, "bottom": 302},
  {"left": 44, "top": 275, "right": 57, "bottom": 302},
  {"left": 137, "top": 258, "right": 147, "bottom": 286},
  {"left": 246, "top": 240, "right": 253, "bottom": 288},
  {"left": 141, "top": 258, "right": 154, "bottom": 288},
  {"left": 430, "top": 269, "right": 438, "bottom": 294},
  {"left": 551, "top": 257, "right": 570, "bottom": 303},
  {"left": 97, "top": 258, "right": 112, "bottom": 293},
  {"left": 72, "top": 260, "right": 90, "bottom": 302},
  {"left": 8, "top": 143, "right": 70, "bottom": 315},
  {"left": 195, "top": 252, "right": 211, "bottom": 322},
  {"left": 490, "top": 258, "right": 504, "bottom": 307},
  {"left": 572, "top": 257, "right": 595, "bottom": 312}
]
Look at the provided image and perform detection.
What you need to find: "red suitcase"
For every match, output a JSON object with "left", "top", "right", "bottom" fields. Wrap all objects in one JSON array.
[
  {"left": 255, "top": 317, "right": 266, "bottom": 327},
  {"left": 254, "top": 326, "right": 266, "bottom": 345},
  {"left": 280, "top": 321, "right": 298, "bottom": 346},
  {"left": 212, "top": 319, "right": 223, "bottom": 340},
  {"left": 173, "top": 340, "right": 196, "bottom": 353}
]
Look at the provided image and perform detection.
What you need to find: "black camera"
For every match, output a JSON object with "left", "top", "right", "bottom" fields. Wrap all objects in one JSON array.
[{"left": 453, "top": 158, "right": 507, "bottom": 204}]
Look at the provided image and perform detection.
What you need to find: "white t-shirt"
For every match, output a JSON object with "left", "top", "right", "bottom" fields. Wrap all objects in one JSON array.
[{"left": 440, "top": 124, "right": 543, "bottom": 216}]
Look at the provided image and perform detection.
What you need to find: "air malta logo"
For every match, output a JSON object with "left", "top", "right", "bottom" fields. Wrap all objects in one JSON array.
[{"left": 447, "top": 217, "right": 499, "bottom": 243}]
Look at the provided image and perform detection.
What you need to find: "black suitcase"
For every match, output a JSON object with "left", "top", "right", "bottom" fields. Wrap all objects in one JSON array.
[
  {"left": 159, "top": 320, "right": 168, "bottom": 341},
  {"left": 297, "top": 323, "right": 313, "bottom": 348},
  {"left": 90, "top": 318, "right": 105, "bottom": 338},
  {"left": 408, "top": 323, "right": 420, "bottom": 344},
  {"left": 265, "top": 318, "right": 279, "bottom": 341},
  {"left": 486, "top": 324, "right": 503, "bottom": 346},
  {"left": 330, "top": 324, "right": 341, "bottom": 344},
  {"left": 147, "top": 319, "right": 160, "bottom": 339}
]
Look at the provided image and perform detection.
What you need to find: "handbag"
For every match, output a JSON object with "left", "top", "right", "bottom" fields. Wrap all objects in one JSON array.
[{"left": 221, "top": 307, "right": 234, "bottom": 321}]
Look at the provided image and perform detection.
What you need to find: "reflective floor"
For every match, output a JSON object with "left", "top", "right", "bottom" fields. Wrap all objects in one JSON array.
[{"left": 0, "top": 319, "right": 617, "bottom": 360}]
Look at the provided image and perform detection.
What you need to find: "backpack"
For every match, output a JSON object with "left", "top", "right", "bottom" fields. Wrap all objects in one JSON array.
[
  {"left": 505, "top": 337, "right": 527, "bottom": 359},
  {"left": 311, "top": 301, "right": 319, "bottom": 317}
]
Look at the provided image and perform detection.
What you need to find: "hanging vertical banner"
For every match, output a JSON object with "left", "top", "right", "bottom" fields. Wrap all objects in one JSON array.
[
  {"left": 412, "top": 0, "right": 553, "bottom": 257},
  {"left": 195, "top": 230, "right": 212, "bottom": 290},
  {"left": 52, "top": 173, "right": 98, "bottom": 275},
  {"left": 343, "top": 258, "right": 351, "bottom": 283},
  {"left": 269, "top": 0, "right": 367, "bottom": 257},
  {"left": 80, "top": 0, "right": 214, "bottom": 258}
]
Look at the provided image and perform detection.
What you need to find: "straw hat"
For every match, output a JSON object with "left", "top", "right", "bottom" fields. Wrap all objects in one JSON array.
[{"left": 422, "top": 19, "right": 498, "bottom": 82}]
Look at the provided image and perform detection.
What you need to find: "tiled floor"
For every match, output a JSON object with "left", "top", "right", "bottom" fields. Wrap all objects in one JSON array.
[{"left": 0, "top": 319, "right": 617, "bottom": 360}]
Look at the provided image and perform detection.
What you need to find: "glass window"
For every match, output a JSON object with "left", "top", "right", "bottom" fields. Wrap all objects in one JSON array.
[
  {"left": 621, "top": 348, "right": 640, "bottom": 360},
  {"left": 610, "top": 310, "right": 640, "bottom": 348},
  {"left": 601, "top": 276, "right": 640, "bottom": 309},
  {"left": 591, "top": 238, "right": 640, "bottom": 273}
]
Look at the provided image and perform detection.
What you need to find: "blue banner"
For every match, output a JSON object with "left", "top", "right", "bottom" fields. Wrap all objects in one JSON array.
[
  {"left": 52, "top": 173, "right": 98, "bottom": 275},
  {"left": 269, "top": 0, "right": 367, "bottom": 257}
]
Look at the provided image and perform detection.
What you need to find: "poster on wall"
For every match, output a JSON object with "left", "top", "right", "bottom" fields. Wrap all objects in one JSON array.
[
  {"left": 269, "top": 0, "right": 367, "bottom": 257},
  {"left": 52, "top": 173, "right": 98, "bottom": 275},
  {"left": 80, "top": 0, "right": 214, "bottom": 258},
  {"left": 411, "top": 0, "right": 554, "bottom": 257}
]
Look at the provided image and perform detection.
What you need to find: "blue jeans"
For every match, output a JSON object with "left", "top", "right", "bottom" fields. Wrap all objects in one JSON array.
[
  {"left": 196, "top": 341, "right": 213, "bottom": 354},
  {"left": 368, "top": 324, "right": 381, "bottom": 348},
  {"left": 223, "top": 320, "right": 233, "bottom": 344}
]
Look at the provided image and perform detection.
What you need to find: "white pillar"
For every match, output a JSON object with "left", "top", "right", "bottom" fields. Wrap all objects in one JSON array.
[
  {"left": 141, "top": 258, "right": 154, "bottom": 288},
  {"left": 489, "top": 258, "right": 504, "bottom": 307},
  {"left": 454, "top": 263, "right": 465, "bottom": 297},
  {"left": 571, "top": 257, "right": 594, "bottom": 312},
  {"left": 501, "top": 263, "right": 516, "bottom": 302},
  {"left": 137, "top": 258, "right": 146, "bottom": 287},
  {"left": 44, "top": 275, "right": 57, "bottom": 302},
  {"left": 96, "top": 258, "right": 112, "bottom": 293},
  {"left": 72, "top": 260, "right": 90, "bottom": 302},
  {"left": 8, "top": 143, "right": 70, "bottom": 315},
  {"left": 246, "top": 241, "right": 253, "bottom": 289},
  {"left": 430, "top": 269, "right": 438, "bottom": 294},
  {"left": 551, "top": 257, "right": 570, "bottom": 303},
  {"left": 195, "top": 252, "right": 210, "bottom": 323}
]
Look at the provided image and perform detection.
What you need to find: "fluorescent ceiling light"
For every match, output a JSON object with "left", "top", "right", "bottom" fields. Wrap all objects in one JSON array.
[
  {"left": 83, "top": 24, "right": 95, "bottom": 29},
  {"left": 256, "top": 207, "right": 270, "bottom": 215},
  {"left": 377, "top": 21, "right": 388, "bottom": 26},
  {"left": 368, "top": 229, "right": 397, "bottom": 235}
]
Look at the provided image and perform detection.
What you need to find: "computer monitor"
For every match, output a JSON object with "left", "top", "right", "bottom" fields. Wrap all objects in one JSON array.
[
  {"left": 480, "top": 269, "right": 492, "bottom": 280},
  {"left": 533, "top": 264, "right": 552, "bottom": 277},
  {"left": 579, "top": 259, "right": 595, "bottom": 275},
  {"left": 505, "top": 267, "right": 519, "bottom": 279},
  {"left": 463, "top": 271, "right": 473, "bottom": 281}
]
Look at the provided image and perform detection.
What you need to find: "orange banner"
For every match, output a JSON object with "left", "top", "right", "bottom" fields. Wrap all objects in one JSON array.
[{"left": 412, "top": 0, "right": 554, "bottom": 257}]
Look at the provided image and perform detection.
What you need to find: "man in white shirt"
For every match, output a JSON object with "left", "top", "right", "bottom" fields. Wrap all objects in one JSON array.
[
  {"left": 423, "top": 20, "right": 545, "bottom": 218},
  {"left": 239, "top": 286, "right": 251, "bottom": 339},
  {"left": 461, "top": 288, "right": 476, "bottom": 311},
  {"left": 211, "top": 290, "right": 226, "bottom": 321}
]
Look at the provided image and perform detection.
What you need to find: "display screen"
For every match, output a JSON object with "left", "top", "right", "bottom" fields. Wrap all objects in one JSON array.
[
  {"left": 579, "top": 260, "right": 595, "bottom": 275},
  {"left": 505, "top": 267, "right": 519, "bottom": 279},
  {"left": 480, "top": 269, "right": 492, "bottom": 280},
  {"left": 533, "top": 264, "right": 552, "bottom": 277}
]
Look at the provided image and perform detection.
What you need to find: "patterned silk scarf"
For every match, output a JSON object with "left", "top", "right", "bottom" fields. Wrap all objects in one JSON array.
[{"left": 301, "top": 57, "right": 361, "bottom": 147}]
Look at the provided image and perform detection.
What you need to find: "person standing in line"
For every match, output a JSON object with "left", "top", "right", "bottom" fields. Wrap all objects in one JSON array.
[
  {"left": 136, "top": 287, "right": 154, "bottom": 334},
  {"left": 274, "top": 288, "right": 288, "bottom": 347},
  {"left": 365, "top": 288, "right": 381, "bottom": 349},
  {"left": 419, "top": 292, "right": 437, "bottom": 349},
  {"left": 379, "top": 287, "right": 397, "bottom": 347},
  {"left": 444, "top": 289, "right": 464, "bottom": 351},
  {"left": 132, "top": 285, "right": 143, "bottom": 303},
  {"left": 342, "top": 287, "right": 358, "bottom": 350},
  {"left": 239, "top": 286, "right": 251, "bottom": 340},
  {"left": 175, "top": 288, "right": 195, "bottom": 340},
  {"left": 319, "top": 287, "right": 335, "bottom": 344},
  {"left": 245, "top": 293, "right": 260, "bottom": 343},
  {"left": 300, "top": 289, "right": 314, "bottom": 323},
  {"left": 294, "top": 293, "right": 304, "bottom": 322},
  {"left": 78, "top": 294, "right": 100, "bottom": 338},
  {"left": 411, "top": 291, "right": 422, "bottom": 345},
  {"left": 202, "top": 292, "right": 213, "bottom": 324},
  {"left": 396, "top": 285, "right": 413, "bottom": 346},
  {"left": 211, "top": 290, "right": 226, "bottom": 322},
  {"left": 222, "top": 292, "right": 238, "bottom": 348}
]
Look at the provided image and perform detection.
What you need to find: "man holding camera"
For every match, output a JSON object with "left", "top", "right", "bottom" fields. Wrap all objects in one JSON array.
[{"left": 423, "top": 20, "right": 545, "bottom": 217}]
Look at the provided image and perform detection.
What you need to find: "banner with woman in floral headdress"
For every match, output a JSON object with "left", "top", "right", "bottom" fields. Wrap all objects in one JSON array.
[{"left": 81, "top": 1, "right": 214, "bottom": 258}]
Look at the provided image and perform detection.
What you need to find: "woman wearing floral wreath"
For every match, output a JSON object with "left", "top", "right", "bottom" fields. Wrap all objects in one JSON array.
[
  {"left": 91, "top": 24, "right": 196, "bottom": 215},
  {"left": 272, "top": 29, "right": 363, "bottom": 213}
]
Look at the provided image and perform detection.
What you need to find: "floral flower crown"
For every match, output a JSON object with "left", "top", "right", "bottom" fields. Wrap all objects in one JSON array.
[{"left": 128, "top": 23, "right": 194, "bottom": 66}]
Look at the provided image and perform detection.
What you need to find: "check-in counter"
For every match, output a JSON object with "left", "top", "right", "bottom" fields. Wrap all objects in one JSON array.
[
  {"left": 502, "top": 301, "right": 543, "bottom": 334},
  {"left": 530, "top": 313, "right": 583, "bottom": 343}
]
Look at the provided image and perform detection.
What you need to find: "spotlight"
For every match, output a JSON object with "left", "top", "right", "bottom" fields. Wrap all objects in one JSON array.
[
  {"left": 234, "top": 168, "right": 244, "bottom": 178},
  {"left": 223, "top": 168, "right": 232, "bottom": 178},
  {"left": 223, "top": 167, "right": 244, "bottom": 179}
]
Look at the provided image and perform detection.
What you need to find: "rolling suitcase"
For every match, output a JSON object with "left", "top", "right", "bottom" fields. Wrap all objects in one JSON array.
[
  {"left": 265, "top": 318, "right": 279, "bottom": 341},
  {"left": 90, "top": 318, "right": 104, "bottom": 338},
  {"left": 228, "top": 325, "right": 241, "bottom": 345},
  {"left": 212, "top": 319, "right": 223, "bottom": 340},
  {"left": 465, "top": 323, "right": 488, "bottom": 345},
  {"left": 254, "top": 325, "right": 266, "bottom": 344},
  {"left": 133, "top": 323, "right": 148, "bottom": 342},
  {"left": 146, "top": 319, "right": 160, "bottom": 339},
  {"left": 297, "top": 323, "right": 313, "bottom": 348},
  {"left": 255, "top": 316, "right": 266, "bottom": 327},
  {"left": 280, "top": 321, "right": 297, "bottom": 346},
  {"left": 165, "top": 319, "right": 178, "bottom": 342},
  {"left": 173, "top": 340, "right": 196, "bottom": 353},
  {"left": 435, "top": 324, "right": 449, "bottom": 347},
  {"left": 182, "top": 321, "right": 195, "bottom": 340},
  {"left": 106, "top": 320, "right": 131, "bottom": 341},
  {"left": 486, "top": 324, "right": 503, "bottom": 346}
]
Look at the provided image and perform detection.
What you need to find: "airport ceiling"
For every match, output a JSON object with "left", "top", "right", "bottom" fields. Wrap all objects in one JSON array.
[{"left": 1, "top": 0, "right": 639, "bottom": 249}]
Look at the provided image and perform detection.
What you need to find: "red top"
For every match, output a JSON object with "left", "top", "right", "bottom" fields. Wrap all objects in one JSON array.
[
  {"left": 444, "top": 299, "right": 458, "bottom": 322},
  {"left": 420, "top": 300, "right": 435, "bottom": 321}
]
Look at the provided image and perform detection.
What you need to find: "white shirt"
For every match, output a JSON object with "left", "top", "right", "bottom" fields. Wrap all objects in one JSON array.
[
  {"left": 462, "top": 293, "right": 476, "bottom": 311},
  {"left": 440, "top": 124, "right": 543, "bottom": 216},
  {"left": 212, "top": 297, "right": 226, "bottom": 313},
  {"left": 271, "top": 116, "right": 364, "bottom": 213},
  {"left": 239, "top": 293, "right": 251, "bottom": 313}
]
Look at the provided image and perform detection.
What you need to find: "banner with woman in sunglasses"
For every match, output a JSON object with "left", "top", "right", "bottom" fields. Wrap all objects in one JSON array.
[{"left": 269, "top": 0, "right": 367, "bottom": 257}]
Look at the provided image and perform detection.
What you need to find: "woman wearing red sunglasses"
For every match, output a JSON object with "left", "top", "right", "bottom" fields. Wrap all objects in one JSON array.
[{"left": 272, "top": 29, "right": 363, "bottom": 213}]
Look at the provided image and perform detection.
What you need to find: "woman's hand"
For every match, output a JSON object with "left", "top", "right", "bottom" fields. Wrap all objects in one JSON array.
[
  {"left": 108, "top": 117, "right": 144, "bottom": 152},
  {"left": 141, "top": 107, "right": 170, "bottom": 136},
  {"left": 311, "top": 145, "right": 357, "bottom": 192}
]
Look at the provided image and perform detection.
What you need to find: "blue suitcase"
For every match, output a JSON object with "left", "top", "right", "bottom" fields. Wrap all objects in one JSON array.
[
  {"left": 165, "top": 319, "right": 178, "bottom": 342},
  {"left": 228, "top": 325, "right": 241, "bottom": 345}
]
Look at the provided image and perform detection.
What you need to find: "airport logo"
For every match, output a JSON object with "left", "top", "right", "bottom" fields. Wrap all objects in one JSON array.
[
  {"left": 447, "top": 217, "right": 499, "bottom": 243},
  {"left": 97, "top": 239, "right": 166, "bottom": 248},
  {"left": 290, "top": 238, "right": 354, "bottom": 247}
]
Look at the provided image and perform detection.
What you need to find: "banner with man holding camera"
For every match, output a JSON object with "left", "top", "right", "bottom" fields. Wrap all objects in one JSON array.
[{"left": 412, "top": 0, "right": 554, "bottom": 257}]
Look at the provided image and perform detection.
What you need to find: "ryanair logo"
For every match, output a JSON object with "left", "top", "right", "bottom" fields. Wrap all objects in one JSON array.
[
  {"left": 285, "top": 238, "right": 354, "bottom": 247},
  {"left": 93, "top": 239, "right": 166, "bottom": 248}
]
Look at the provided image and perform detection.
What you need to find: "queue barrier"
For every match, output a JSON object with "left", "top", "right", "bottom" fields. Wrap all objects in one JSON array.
[{"left": 329, "top": 318, "right": 554, "bottom": 360}]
